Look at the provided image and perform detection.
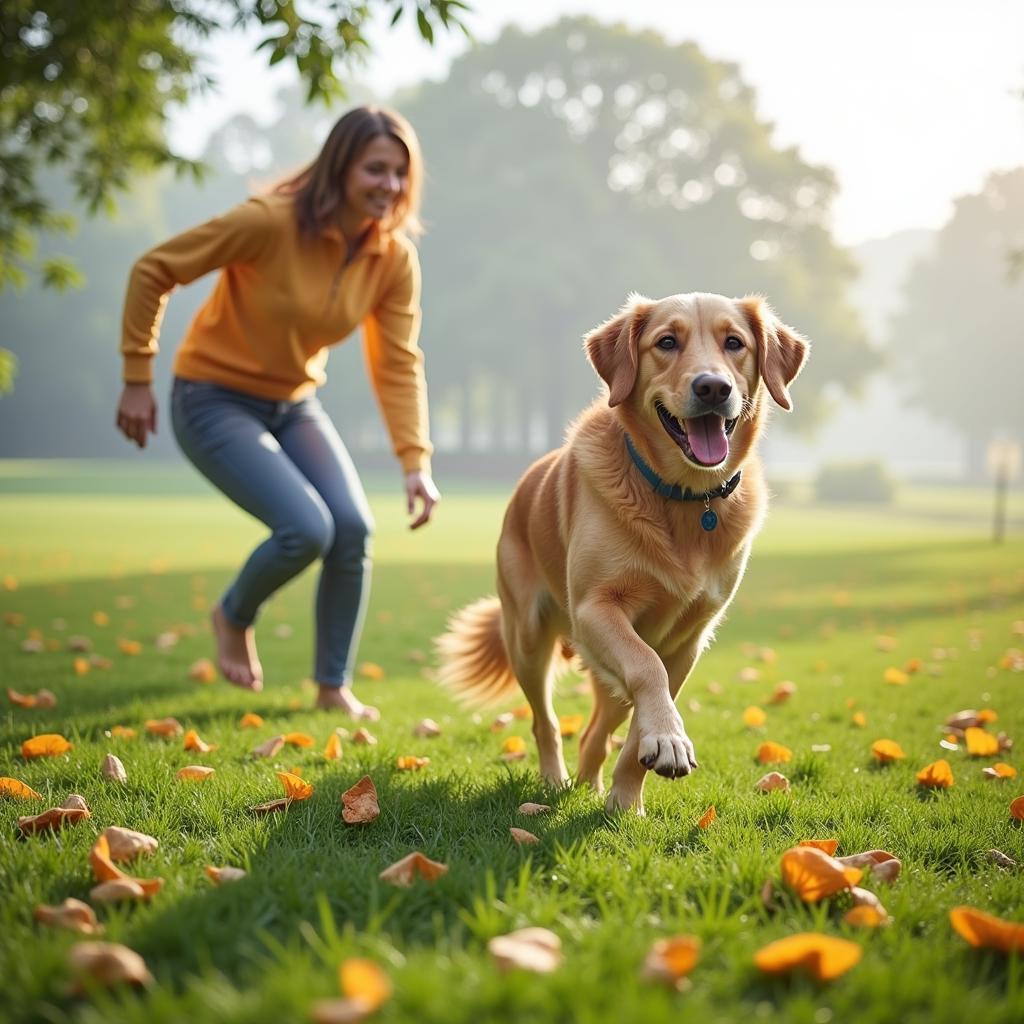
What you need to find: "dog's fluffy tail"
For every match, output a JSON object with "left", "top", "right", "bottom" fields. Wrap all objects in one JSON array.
[{"left": 435, "top": 596, "right": 518, "bottom": 705}]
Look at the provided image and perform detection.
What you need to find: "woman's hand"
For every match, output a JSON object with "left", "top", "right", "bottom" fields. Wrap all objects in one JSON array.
[
  {"left": 116, "top": 383, "right": 158, "bottom": 449},
  {"left": 405, "top": 470, "right": 440, "bottom": 530}
]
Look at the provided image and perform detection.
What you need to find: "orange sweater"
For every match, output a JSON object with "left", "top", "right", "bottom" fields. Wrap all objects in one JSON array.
[{"left": 121, "top": 194, "right": 432, "bottom": 473}]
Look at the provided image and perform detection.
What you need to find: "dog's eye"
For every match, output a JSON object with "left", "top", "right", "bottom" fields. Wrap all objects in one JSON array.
[
  {"left": 724, "top": 335, "right": 744, "bottom": 351},
  {"left": 655, "top": 336, "right": 677, "bottom": 351}
]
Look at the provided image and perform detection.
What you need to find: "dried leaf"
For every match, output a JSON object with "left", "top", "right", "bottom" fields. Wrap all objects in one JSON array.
[
  {"left": 102, "top": 826, "right": 158, "bottom": 862},
  {"left": 488, "top": 927, "right": 562, "bottom": 974},
  {"left": 176, "top": 765, "right": 215, "bottom": 781},
  {"left": 252, "top": 735, "right": 285, "bottom": 759},
  {"left": 491, "top": 712, "right": 514, "bottom": 732},
  {"left": 358, "top": 662, "right": 385, "bottom": 681},
  {"left": 559, "top": 714, "right": 583, "bottom": 737},
  {"left": 983, "top": 762, "right": 1016, "bottom": 780},
  {"left": 88, "top": 835, "right": 164, "bottom": 896},
  {"left": 7, "top": 688, "right": 37, "bottom": 707},
  {"left": 743, "top": 706, "right": 767, "bottom": 727},
  {"left": 341, "top": 775, "right": 380, "bottom": 824},
  {"left": 950, "top": 906, "right": 1024, "bottom": 953},
  {"left": 396, "top": 755, "right": 430, "bottom": 771},
  {"left": 1011, "top": 795, "right": 1024, "bottom": 821},
  {"left": 90, "top": 879, "right": 148, "bottom": 904},
  {"left": 67, "top": 942, "right": 153, "bottom": 992},
  {"left": 101, "top": 754, "right": 128, "bottom": 783},
  {"left": 871, "top": 739, "right": 905, "bottom": 763},
  {"left": 518, "top": 802, "right": 551, "bottom": 815},
  {"left": 250, "top": 797, "right": 291, "bottom": 814},
  {"left": 946, "top": 709, "right": 981, "bottom": 731},
  {"left": 757, "top": 741, "right": 793, "bottom": 764},
  {"left": 510, "top": 827, "right": 539, "bottom": 845},
  {"left": 188, "top": 658, "right": 217, "bottom": 683},
  {"left": 851, "top": 711, "right": 867, "bottom": 728},
  {"left": 753, "top": 932, "right": 862, "bottom": 980},
  {"left": 324, "top": 732, "right": 344, "bottom": 760},
  {"left": 21, "top": 733, "right": 73, "bottom": 759},
  {"left": 755, "top": 772, "right": 790, "bottom": 792},
  {"left": 0, "top": 776, "right": 43, "bottom": 800},
  {"left": 837, "top": 850, "right": 901, "bottom": 883},
  {"left": 988, "top": 849, "right": 1017, "bottom": 869},
  {"left": 18, "top": 805, "right": 91, "bottom": 835},
  {"left": 109, "top": 725, "right": 136, "bottom": 739},
  {"left": 848, "top": 886, "right": 891, "bottom": 923},
  {"left": 844, "top": 904, "right": 891, "bottom": 928},
  {"left": 310, "top": 999, "right": 374, "bottom": 1024},
  {"left": 145, "top": 717, "right": 183, "bottom": 738},
  {"left": 501, "top": 735, "right": 528, "bottom": 761},
  {"left": 117, "top": 639, "right": 142, "bottom": 656},
  {"left": 799, "top": 839, "right": 840, "bottom": 856},
  {"left": 965, "top": 727, "right": 1000, "bottom": 757},
  {"left": 283, "top": 732, "right": 315, "bottom": 748},
  {"left": 63, "top": 794, "right": 88, "bottom": 811},
  {"left": 276, "top": 771, "right": 314, "bottom": 801},
  {"left": 378, "top": 851, "right": 448, "bottom": 887},
  {"left": 352, "top": 728, "right": 377, "bottom": 745},
  {"left": 413, "top": 718, "right": 442, "bottom": 738},
  {"left": 339, "top": 957, "right": 392, "bottom": 1010},
  {"left": 769, "top": 681, "right": 797, "bottom": 704},
  {"left": 697, "top": 805, "right": 716, "bottom": 829},
  {"left": 883, "top": 667, "right": 909, "bottom": 686},
  {"left": 916, "top": 759, "right": 954, "bottom": 788},
  {"left": 183, "top": 728, "right": 217, "bottom": 753},
  {"left": 34, "top": 898, "right": 103, "bottom": 935},
  {"left": 207, "top": 865, "right": 247, "bottom": 884},
  {"left": 780, "top": 846, "right": 862, "bottom": 901},
  {"left": 641, "top": 935, "right": 700, "bottom": 987},
  {"left": 239, "top": 712, "right": 265, "bottom": 729}
]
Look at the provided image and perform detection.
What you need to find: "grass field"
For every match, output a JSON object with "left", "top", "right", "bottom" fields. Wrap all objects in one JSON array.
[{"left": 1, "top": 461, "right": 1023, "bottom": 1024}]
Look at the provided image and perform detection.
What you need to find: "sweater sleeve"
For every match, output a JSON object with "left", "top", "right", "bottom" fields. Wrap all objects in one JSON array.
[
  {"left": 361, "top": 238, "right": 433, "bottom": 475},
  {"left": 120, "top": 198, "right": 275, "bottom": 383}
]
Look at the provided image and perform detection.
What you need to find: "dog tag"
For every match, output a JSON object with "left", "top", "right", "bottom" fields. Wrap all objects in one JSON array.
[{"left": 700, "top": 508, "right": 718, "bottom": 532}]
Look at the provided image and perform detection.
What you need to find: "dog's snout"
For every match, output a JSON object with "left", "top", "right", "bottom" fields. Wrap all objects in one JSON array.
[{"left": 691, "top": 373, "right": 732, "bottom": 405}]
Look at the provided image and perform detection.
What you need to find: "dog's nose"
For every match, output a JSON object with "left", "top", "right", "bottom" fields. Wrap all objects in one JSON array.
[{"left": 691, "top": 373, "right": 732, "bottom": 405}]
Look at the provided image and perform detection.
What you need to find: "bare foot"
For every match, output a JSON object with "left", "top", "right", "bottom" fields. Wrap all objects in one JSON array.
[
  {"left": 314, "top": 684, "right": 380, "bottom": 720},
  {"left": 211, "top": 605, "right": 263, "bottom": 691}
]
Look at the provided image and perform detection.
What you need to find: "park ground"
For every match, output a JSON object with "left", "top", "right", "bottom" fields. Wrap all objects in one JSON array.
[{"left": 1, "top": 460, "right": 1023, "bottom": 1024}]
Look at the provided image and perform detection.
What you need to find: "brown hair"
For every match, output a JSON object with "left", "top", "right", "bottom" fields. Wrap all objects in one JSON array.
[{"left": 274, "top": 105, "right": 423, "bottom": 238}]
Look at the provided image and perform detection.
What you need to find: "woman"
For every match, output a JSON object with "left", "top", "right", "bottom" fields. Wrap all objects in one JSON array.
[{"left": 115, "top": 106, "right": 439, "bottom": 720}]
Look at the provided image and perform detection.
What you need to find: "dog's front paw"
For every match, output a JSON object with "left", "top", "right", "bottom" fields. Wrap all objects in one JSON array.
[{"left": 637, "top": 722, "right": 698, "bottom": 779}]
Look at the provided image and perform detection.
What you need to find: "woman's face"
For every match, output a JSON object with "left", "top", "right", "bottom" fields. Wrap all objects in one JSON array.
[{"left": 344, "top": 135, "right": 408, "bottom": 223}]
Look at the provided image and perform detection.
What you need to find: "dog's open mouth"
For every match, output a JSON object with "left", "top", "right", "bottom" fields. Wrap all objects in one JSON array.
[{"left": 656, "top": 403, "right": 737, "bottom": 467}]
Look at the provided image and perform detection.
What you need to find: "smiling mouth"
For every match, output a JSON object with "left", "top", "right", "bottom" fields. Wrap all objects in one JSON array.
[{"left": 656, "top": 402, "right": 737, "bottom": 467}]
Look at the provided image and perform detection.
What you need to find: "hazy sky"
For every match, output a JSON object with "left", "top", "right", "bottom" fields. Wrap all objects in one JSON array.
[{"left": 167, "top": 0, "right": 1024, "bottom": 246}]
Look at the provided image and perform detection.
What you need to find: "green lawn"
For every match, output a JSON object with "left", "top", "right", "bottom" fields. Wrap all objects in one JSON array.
[{"left": 1, "top": 462, "right": 1023, "bottom": 1024}]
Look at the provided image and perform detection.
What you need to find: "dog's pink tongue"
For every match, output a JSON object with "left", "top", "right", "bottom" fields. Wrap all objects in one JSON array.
[{"left": 685, "top": 415, "right": 729, "bottom": 466}]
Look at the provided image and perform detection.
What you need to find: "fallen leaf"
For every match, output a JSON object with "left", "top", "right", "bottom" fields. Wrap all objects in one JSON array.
[
  {"left": 34, "top": 898, "right": 103, "bottom": 935},
  {"left": 836, "top": 850, "right": 902, "bottom": 883},
  {"left": 780, "top": 846, "right": 862, "bottom": 901},
  {"left": 488, "top": 927, "right": 562, "bottom": 974},
  {"left": 753, "top": 932, "right": 862, "bottom": 980},
  {"left": 250, "top": 798, "right": 291, "bottom": 814},
  {"left": 559, "top": 714, "right": 584, "bottom": 737},
  {"left": 176, "top": 765, "right": 215, "bottom": 781},
  {"left": 844, "top": 904, "right": 891, "bottom": 928},
  {"left": 950, "top": 906, "right": 1024, "bottom": 953},
  {"left": 239, "top": 712, "right": 265, "bottom": 729},
  {"left": 67, "top": 941, "right": 153, "bottom": 992},
  {"left": 276, "top": 770, "right": 314, "bottom": 801},
  {"left": 491, "top": 712, "right": 514, "bottom": 732},
  {"left": 510, "top": 827, "right": 539, "bottom": 845},
  {"left": 697, "top": 805, "right": 716, "bottom": 829},
  {"left": 188, "top": 658, "right": 217, "bottom": 683},
  {"left": 353, "top": 728, "right": 377, "bottom": 745},
  {"left": 21, "top": 733, "right": 73, "bottom": 759},
  {"left": 769, "top": 681, "right": 797, "bottom": 704},
  {"left": 798, "top": 839, "right": 840, "bottom": 856},
  {"left": 916, "top": 759, "right": 954, "bottom": 788},
  {"left": 358, "top": 662, "right": 385, "bottom": 681},
  {"left": 947, "top": 709, "right": 981, "bottom": 731},
  {"left": 875, "top": 635, "right": 898, "bottom": 652},
  {"left": 978, "top": 709, "right": 999, "bottom": 723},
  {"left": 183, "top": 728, "right": 217, "bottom": 753},
  {"left": 641, "top": 936, "right": 700, "bottom": 988},
  {"left": 340, "top": 958, "right": 392, "bottom": 1010},
  {"left": 518, "top": 802, "right": 551, "bottom": 815},
  {"left": 378, "top": 851, "right": 448, "bottom": 887},
  {"left": 851, "top": 712, "right": 867, "bottom": 728},
  {"left": 988, "top": 849, "right": 1017, "bottom": 869},
  {"left": 983, "top": 762, "right": 1017, "bottom": 780},
  {"left": 756, "top": 772, "right": 790, "bottom": 793},
  {"left": 396, "top": 755, "right": 430, "bottom": 771},
  {"left": 848, "top": 886, "right": 891, "bottom": 922},
  {"left": 207, "top": 865, "right": 247, "bottom": 884},
  {"left": 904, "top": 657, "right": 923, "bottom": 674},
  {"left": 743, "top": 706, "right": 767, "bottom": 728},
  {"left": 760, "top": 878, "right": 777, "bottom": 912},
  {"left": 324, "top": 732, "right": 343, "bottom": 760},
  {"left": 502, "top": 735, "right": 528, "bottom": 761},
  {"left": 0, "top": 776, "right": 43, "bottom": 800},
  {"left": 883, "top": 667, "right": 909, "bottom": 686},
  {"left": 117, "top": 639, "right": 142, "bottom": 656},
  {"left": 1011, "top": 795, "right": 1024, "bottom": 821},
  {"left": 413, "top": 718, "right": 442, "bottom": 738},
  {"left": 63, "top": 794, "right": 89, "bottom": 811},
  {"left": 512, "top": 704, "right": 532, "bottom": 719},
  {"left": 7, "top": 688, "right": 37, "bottom": 708},
  {"left": 89, "top": 834, "right": 163, "bottom": 896},
  {"left": 252, "top": 735, "right": 286, "bottom": 759},
  {"left": 101, "top": 754, "right": 128, "bottom": 783},
  {"left": 341, "top": 775, "right": 380, "bottom": 824},
  {"left": 145, "top": 717, "right": 183, "bottom": 738},
  {"left": 965, "top": 727, "right": 1000, "bottom": 757},
  {"left": 90, "top": 879, "right": 148, "bottom": 904},
  {"left": 283, "top": 732, "right": 315, "bottom": 748},
  {"left": 757, "top": 741, "right": 793, "bottom": 764},
  {"left": 871, "top": 739, "right": 905, "bottom": 763},
  {"left": 18, "top": 803, "right": 91, "bottom": 836},
  {"left": 103, "top": 826, "right": 158, "bottom": 862},
  {"left": 72, "top": 656, "right": 91, "bottom": 676},
  {"left": 109, "top": 726, "right": 136, "bottom": 739}
]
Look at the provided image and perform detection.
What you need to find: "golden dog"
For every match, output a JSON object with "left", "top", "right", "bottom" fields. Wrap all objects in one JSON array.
[{"left": 437, "top": 292, "right": 808, "bottom": 812}]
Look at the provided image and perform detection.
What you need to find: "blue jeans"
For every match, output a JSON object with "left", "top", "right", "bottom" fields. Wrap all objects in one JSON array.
[{"left": 170, "top": 377, "right": 374, "bottom": 688}]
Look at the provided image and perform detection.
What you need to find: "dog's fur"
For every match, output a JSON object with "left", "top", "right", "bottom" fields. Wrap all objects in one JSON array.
[{"left": 436, "top": 292, "right": 808, "bottom": 812}]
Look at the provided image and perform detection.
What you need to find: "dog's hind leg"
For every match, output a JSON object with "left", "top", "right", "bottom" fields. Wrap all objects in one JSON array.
[{"left": 577, "top": 672, "right": 630, "bottom": 793}]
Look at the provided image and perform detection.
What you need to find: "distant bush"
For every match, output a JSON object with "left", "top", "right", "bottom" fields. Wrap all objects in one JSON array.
[{"left": 814, "top": 460, "right": 896, "bottom": 504}]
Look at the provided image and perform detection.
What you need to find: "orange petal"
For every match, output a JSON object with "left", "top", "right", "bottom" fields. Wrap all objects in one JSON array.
[
  {"left": 183, "top": 728, "right": 217, "bottom": 753},
  {"left": 743, "top": 706, "right": 767, "bottom": 728},
  {"left": 206, "top": 865, "right": 247, "bottom": 884},
  {"left": 780, "top": 846, "right": 862, "bottom": 901},
  {"left": 176, "top": 765, "right": 215, "bottom": 781},
  {"left": 396, "top": 755, "right": 430, "bottom": 771},
  {"left": 341, "top": 775, "right": 380, "bottom": 824},
  {"left": 488, "top": 927, "right": 562, "bottom": 974},
  {"left": 916, "top": 759, "right": 954, "bottom": 788},
  {"left": 145, "top": 717, "right": 183, "bottom": 738},
  {"left": 510, "top": 827, "right": 539, "bottom": 845},
  {"left": 697, "top": 805, "right": 716, "bottom": 829},
  {"left": 34, "top": 898, "right": 103, "bottom": 935},
  {"left": 982, "top": 762, "right": 1016, "bottom": 780},
  {"left": 756, "top": 772, "right": 790, "bottom": 793},
  {"left": 871, "top": 739, "right": 905, "bottom": 762},
  {"left": 950, "top": 906, "right": 1024, "bottom": 953},
  {"left": 283, "top": 732, "right": 315, "bottom": 748},
  {"left": 559, "top": 714, "right": 584, "bottom": 737},
  {"left": 753, "top": 932, "right": 862, "bottom": 980},
  {"left": 324, "top": 732, "right": 343, "bottom": 760},
  {"left": 339, "top": 958, "right": 392, "bottom": 1010},
  {"left": 1010, "top": 795, "right": 1024, "bottom": 821},
  {"left": 965, "top": 727, "right": 1000, "bottom": 757},
  {"left": 21, "top": 733, "right": 73, "bottom": 759},
  {"left": 239, "top": 712, "right": 265, "bottom": 729},
  {"left": 0, "top": 776, "right": 43, "bottom": 799},
  {"left": 799, "top": 839, "right": 840, "bottom": 856},
  {"left": 757, "top": 741, "right": 793, "bottom": 764},
  {"left": 276, "top": 770, "right": 314, "bottom": 801},
  {"left": 378, "top": 851, "right": 448, "bottom": 887},
  {"left": 642, "top": 936, "right": 700, "bottom": 986}
]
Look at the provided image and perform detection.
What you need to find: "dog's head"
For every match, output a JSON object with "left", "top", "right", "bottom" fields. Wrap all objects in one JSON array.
[{"left": 584, "top": 292, "right": 809, "bottom": 475}]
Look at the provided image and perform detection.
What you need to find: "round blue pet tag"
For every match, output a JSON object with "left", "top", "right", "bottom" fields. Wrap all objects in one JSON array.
[{"left": 700, "top": 508, "right": 718, "bottom": 532}]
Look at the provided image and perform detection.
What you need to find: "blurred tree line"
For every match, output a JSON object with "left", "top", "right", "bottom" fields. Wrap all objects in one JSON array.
[{"left": 7, "top": 15, "right": 972, "bottom": 470}]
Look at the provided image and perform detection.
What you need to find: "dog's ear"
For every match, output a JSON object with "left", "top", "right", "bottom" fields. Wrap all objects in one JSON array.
[
  {"left": 738, "top": 296, "right": 809, "bottom": 411},
  {"left": 584, "top": 295, "right": 652, "bottom": 407}
]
